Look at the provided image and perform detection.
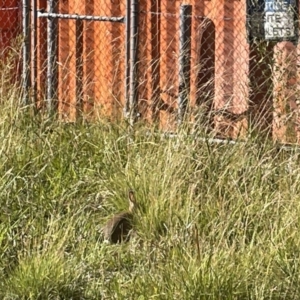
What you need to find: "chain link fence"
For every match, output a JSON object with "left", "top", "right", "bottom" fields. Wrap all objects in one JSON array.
[
  {"left": 0, "top": 1, "right": 21, "bottom": 56},
  {"left": 127, "top": 2, "right": 260, "bottom": 136},
  {"left": 0, "top": 1, "right": 22, "bottom": 96},
  {"left": 0, "top": 0, "right": 300, "bottom": 143},
  {"left": 30, "top": 0, "right": 127, "bottom": 120}
]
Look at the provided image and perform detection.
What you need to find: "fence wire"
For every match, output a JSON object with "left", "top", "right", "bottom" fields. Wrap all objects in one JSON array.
[
  {"left": 0, "top": 2, "right": 21, "bottom": 97},
  {"left": 32, "top": 0, "right": 127, "bottom": 120},
  {"left": 0, "top": 0, "right": 300, "bottom": 143},
  {"left": 0, "top": 4, "right": 20, "bottom": 55}
]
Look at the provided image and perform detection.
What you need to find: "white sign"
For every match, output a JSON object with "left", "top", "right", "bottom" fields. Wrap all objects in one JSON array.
[{"left": 264, "top": 1, "right": 296, "bottom": 40}]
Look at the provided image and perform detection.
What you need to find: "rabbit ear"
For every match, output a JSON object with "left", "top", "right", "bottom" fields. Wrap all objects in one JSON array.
[{"left": 128, "top": 190, "right": 136, "bottom": 203}]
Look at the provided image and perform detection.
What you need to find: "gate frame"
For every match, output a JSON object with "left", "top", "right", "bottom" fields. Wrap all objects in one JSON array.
[{"left": 24, "top": 0, "right": 139, "bottom": 123}]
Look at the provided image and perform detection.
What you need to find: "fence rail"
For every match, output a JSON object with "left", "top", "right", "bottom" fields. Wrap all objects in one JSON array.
[{"left": 37, "top": 11, "right": 125, "bottom": 23}]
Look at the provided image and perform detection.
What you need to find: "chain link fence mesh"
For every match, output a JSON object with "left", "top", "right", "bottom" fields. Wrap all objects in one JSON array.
[
  {"left": 138, "top": 1, "right": 251, "bottom": 134},
  {"left": 1, "top": 0, "right": 300, "bottom": 143},
  {"left": 0, "top": 0, "right": 22, "bottom": 97},
  {"left": 0, "top": 1, "right": 20, "bottom": 55},
  {"left": 34, "top": 0, "right": 126, "bottom": 120}
]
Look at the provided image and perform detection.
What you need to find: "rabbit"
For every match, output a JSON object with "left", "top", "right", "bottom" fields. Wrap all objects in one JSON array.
[{"left": 103, "top": 190, "right": 137, "bottom": 244}]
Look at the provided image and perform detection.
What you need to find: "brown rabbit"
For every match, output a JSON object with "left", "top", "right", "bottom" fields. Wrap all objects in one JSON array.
[{"left": 103, "top": 190, "right": 137, "bottom": 244}]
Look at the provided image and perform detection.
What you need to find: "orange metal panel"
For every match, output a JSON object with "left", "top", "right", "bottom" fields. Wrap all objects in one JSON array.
[
  {"left": 93, "top": 4, "right": 106, "bottom": 117},
  {"left": 57, "top": 0, "right": 72, "bottom": 119},
  {"left": 273, "top": 41, "right": 298, "bottom": 143},
  {"left": 190, "top": 0, "right": 215, "bottom": 129},
  {"left": 213, "top": 0, "right": 249, "bottom": 138},
  {"left": 138, "top": 0, "right": 161, "bottom": 124},
  {"left": 0, "top": 28, "right": 14, "bottom": 48},
  {"left": 93, "top": 1, "right": 125, "bottom": 118},
  {"left": 159, "top": 0, "right": 180, "bottom": 131},
  {"left": 0, "top": 0, "right": 18, "bottom": 29},
  {"left": 0, "top": 0, "right": 20, "bottom": 89},
  {"left": 110, "top": 0, "right": 125, "bottom": 120},
  {"left": 0, "top": 0, "right": 19, "bottom": 61},
  {"left": 82, "top": 0, "right": 95, "bottom": 117},
  {"left": 66, "top": 0, "right": 77, "bottom": 120},
  {"left": 232, "top": 0, "right": 249, "bottom": 137}
]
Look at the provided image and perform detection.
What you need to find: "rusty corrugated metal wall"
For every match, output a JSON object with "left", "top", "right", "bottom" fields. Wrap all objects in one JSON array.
[
  {"left": 137, "top": 0, "right": 249, "bottom": 135},
  {"left": 35, "top": 0, "right": 125, "bottom": 119},
  {"left": 31, "top": 0, "right": 300, "bottom": 143},
  {"left": 33, "top": 0, "right": 250, "bottom": 128},
  {"left": 0, "top": 0, "right": 20, "bottom": 51},
  {"left": 0, "top": 0, "right": 21, "bottom": 82}
]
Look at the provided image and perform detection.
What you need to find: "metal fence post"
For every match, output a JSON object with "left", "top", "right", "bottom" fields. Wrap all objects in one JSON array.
[
  {"left": 75, "top": 19, "right": 84, "bottom": 118},
  {"left": 124, "top": 0, "right": 131, "bottom": 118},
  {"left": 46, "top": 0, "right": 58, "bottom": 112},
  {"left": 178, "top": 4, "right": 192, "bottom": 125},
  {"left": 22, "top": 0, "right": 31, "bottom": 105},
  {"left": 31, "top": 0, "right": 37, "bottom": 105},
  {"left": 129, "top": 0, "right": 139, "bottom": 126}
]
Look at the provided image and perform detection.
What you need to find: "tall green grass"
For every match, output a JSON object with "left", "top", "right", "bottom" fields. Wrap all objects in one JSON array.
[
  {"left": 1, "top": 73, "right": 300, "bottom": 298},
  {"left": 1, "top": 105, "right": 300, "bottom": 299}
]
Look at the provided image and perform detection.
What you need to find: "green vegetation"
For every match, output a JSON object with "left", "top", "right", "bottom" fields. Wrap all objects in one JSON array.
[{"left": 1, "top": 96, "right": 300, "bottom": 299}]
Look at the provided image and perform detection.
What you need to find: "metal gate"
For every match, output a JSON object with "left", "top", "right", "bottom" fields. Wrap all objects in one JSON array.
[
  {"left": 20, "top": 0, "right": 299, "bottom": 144},
  {"left": 22, "top": 0, "right": 139, "bottom": 124}
]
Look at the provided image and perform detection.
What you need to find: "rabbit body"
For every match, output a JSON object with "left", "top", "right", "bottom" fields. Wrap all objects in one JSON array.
[
  {"left": 103, "top": 190, "right": 137, "bottom": 244},
  {"left": 103, "top": 211, "right": 133, "bottom": 243}
]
